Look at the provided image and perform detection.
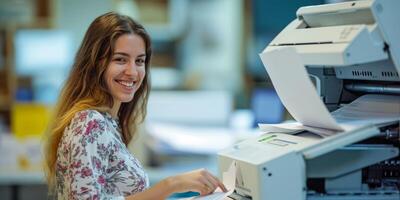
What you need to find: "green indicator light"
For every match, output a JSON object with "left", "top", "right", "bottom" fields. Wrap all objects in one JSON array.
[{"left": 258, "top": 134, "right": 277, "bottom": 142}]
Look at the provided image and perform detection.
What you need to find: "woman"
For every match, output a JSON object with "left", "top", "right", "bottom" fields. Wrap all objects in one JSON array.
[{"left": 44, "top": 12, "right": 226, "bottom": 200}]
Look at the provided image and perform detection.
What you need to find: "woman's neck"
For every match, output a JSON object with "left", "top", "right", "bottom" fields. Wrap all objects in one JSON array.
[{"left": 110, "top": 101, "right": 121, "bottom": 119}]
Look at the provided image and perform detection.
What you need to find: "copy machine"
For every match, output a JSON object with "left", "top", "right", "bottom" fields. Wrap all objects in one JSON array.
[{"left": 218, "top": 0, "right": 400, "bottom": 199}]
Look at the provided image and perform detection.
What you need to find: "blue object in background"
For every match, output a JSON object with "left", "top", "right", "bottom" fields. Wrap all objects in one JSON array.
[
  {"left": 15, "top": 87, "right": 33, "bottom": 102},
  {"left": 251, "top": 88, "right": 285, "bottom": 126},
  {"left": 169, "top": 191, "right": 199, "bottom": 199}
]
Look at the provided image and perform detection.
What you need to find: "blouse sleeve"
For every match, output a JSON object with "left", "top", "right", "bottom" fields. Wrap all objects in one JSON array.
[{"left": 63, "top": 110, "right": 124, "bottom": 200}]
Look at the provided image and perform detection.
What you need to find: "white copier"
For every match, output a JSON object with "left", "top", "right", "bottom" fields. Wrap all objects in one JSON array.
[{"left": 218, "top": 0, "right": 400, "bottom": 199}]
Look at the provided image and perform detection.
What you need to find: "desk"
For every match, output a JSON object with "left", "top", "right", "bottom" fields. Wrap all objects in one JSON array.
[{"left": 0, "top": 170, "right": 46, "bottom": 200}]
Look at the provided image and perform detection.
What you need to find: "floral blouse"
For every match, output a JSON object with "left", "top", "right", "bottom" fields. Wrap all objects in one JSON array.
[{"left": 56, "top": 109, "right": 149, "bottom": 200}]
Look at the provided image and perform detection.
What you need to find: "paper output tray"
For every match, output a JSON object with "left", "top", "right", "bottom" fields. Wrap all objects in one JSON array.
[{"left": 301, "top": 124, "right": 380, "bottom": 160}]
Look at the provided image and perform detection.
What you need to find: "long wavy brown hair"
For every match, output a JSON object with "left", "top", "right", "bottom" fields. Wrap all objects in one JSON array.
[{"left": 44, "top": 12, "right": 152, "bottom": 190}]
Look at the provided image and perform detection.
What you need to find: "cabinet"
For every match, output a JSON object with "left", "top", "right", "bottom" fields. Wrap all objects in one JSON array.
[
  {"left": 0, "top": 29, "right": 13, "bottom": 113},
  {"left": 0, "top": 0, "right": 52, "bottom": 130}
]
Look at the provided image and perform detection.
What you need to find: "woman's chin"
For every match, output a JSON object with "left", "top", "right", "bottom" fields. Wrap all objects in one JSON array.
[{"left": 118, "top": 94, "right": 135, "bottom": 103}]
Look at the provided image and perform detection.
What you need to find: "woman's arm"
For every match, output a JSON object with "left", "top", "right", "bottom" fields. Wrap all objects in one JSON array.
[
  {"left": 125, "top": 178, "right": 172, "bottom": 200},
  {"left": 126, "top": 169, "right": 227, "bottom": 200},
  {"left": 58, "top": 110, "right": 125, "bottom": 200}
]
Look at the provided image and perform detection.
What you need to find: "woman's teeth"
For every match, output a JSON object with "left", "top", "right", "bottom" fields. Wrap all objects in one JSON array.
[{"left": 117, "top": 80, "right": 134, "bottom": 87}]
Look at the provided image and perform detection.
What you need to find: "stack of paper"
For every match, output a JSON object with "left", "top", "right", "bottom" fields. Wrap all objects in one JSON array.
[{"left": 258, "top": 47, "right": 400, "bottom": 137}]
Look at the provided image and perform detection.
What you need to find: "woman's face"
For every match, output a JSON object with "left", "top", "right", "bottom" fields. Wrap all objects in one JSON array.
[{"left": 104, "top": 33, "right": 146, "bottom": 105}]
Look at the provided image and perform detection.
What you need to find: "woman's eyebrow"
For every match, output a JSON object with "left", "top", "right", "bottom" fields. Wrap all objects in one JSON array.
[
  {"left": 113, "top": 52, "right": 146, "bottom": 58},
  {"left": 113, "top": 52, "right": 130, "bottom": 57}
]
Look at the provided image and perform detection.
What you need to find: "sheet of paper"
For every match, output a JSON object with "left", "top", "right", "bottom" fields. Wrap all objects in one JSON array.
[
  {"left": 259, "top": 122, "right": 339, "bottom": 138},
  {"left": 332, "top": 94, "right": 400, "bottom": 123},
  {"left": 259, "top": 122, "right": 304, "bottom": 134},
  {"left": 260, "top": 47, "right": 343, "bottom": 131},
  {"left": 185, "top": 192, "right": 226, "bottom": 200},
  {"left": 330, "top": 94, "right": 400, "bottom": 131},
  {"left": 185, "top": 161, "right": 237, "bottom": 200}
]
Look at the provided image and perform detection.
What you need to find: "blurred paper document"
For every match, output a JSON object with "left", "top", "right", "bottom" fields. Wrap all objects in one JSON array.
[
  {"left": 260, "top": 47, "right": 343, "bottom": 131},
  {"left": 146, "top": 122, "right": 235, "bottom": 154}
]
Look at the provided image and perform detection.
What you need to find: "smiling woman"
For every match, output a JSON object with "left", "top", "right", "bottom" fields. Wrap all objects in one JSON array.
[
  {"left": 105, "top": 34, "right": 147, "bottom": 117},
  {"left": 43, "top": 12, "right": 226, "bottom": 200}
]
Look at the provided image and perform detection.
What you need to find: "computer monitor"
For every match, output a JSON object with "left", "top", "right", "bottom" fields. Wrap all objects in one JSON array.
[
  {"left": 14, "top": 29, "right": 73, "bottom": 104},
  {"left": 14, "top": 29, "right": 73, "bottom": 76}
]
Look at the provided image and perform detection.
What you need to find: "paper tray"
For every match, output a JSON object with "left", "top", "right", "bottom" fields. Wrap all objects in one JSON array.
[{"left": 301, "top": 123, "right": 379, "bottom": 159}]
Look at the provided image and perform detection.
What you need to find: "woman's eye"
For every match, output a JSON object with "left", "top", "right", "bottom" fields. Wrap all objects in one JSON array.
[
  {"left": 136, "top": 59, "right": 145, "bottom": 65},
  {"left": 114, "top": 57, "right": 126, "bottom": 63}
]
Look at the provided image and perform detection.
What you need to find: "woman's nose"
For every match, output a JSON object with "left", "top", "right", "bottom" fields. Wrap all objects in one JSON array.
[{"left": 125, "top": 64, "right": 139, "bottom": 76}]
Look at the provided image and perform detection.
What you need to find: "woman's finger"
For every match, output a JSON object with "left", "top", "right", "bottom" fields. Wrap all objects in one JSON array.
[
  {"left": 189, "top": 180, "right": 209, "bottom": 195},
  {"left": 200, "top": 176, "right": 215, "bottom": 194},
  {"left": 206, "top": 173, "right": 228, "bottom": 192},
  {"left": 204, "top": 173, "right": 220, "bottom": 191}
]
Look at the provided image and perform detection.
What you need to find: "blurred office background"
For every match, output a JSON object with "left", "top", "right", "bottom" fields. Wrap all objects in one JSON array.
[{"left": 0, "top": 0, "right": 335, "bottom": 199}]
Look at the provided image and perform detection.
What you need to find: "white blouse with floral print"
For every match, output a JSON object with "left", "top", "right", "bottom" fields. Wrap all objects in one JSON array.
[{"left": 56, "top": 109, "right": 149, "bottom": 200}]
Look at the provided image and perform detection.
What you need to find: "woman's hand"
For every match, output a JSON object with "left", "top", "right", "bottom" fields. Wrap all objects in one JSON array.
[
  {"left": 167, "top": 168, "right": 228, "bottom": 196},
  {"left": 125, "top": 168, "right": 227, "bottom": 200}
]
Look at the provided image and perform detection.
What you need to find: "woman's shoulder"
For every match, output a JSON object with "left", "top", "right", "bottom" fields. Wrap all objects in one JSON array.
[
  {"left": 73, "top": 109, "right": 106, "bottom": 122},
  {"left": 60, "top": 109, "right": 118, "bottom": 149},
  {"left": 66, "top": 109, "right": 109, "bottom": 136}
]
